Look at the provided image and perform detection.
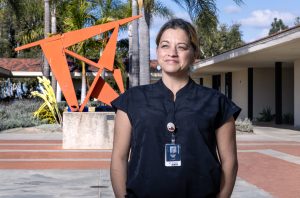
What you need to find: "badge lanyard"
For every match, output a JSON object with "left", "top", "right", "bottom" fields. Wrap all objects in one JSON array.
[
  {"left": 165, "top": 100, "right": 177, "bottom": 144},
  {"left": 165, "top": 102, "right": 181, "bottom": 167},
  {"left": 167, "top": 122, "right": 176, "bottom": 143}
]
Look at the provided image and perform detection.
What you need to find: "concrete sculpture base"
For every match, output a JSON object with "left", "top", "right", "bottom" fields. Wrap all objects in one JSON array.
[{"left": 63, "top": 112, "right": 115, "bottom": 149}]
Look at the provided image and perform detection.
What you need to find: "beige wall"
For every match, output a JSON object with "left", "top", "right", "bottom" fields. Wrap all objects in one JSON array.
[
  {"left": 282, "top": 65, "right": 294, "bottom": 115},
  {"left": 253, "top": 68, "right": 275, "bottom": 119},
  {"left": 202, "top": 76, "right": 212, "bottom": 88},
  {"left": 294, "top": 60, "right": 300, "bottom": 127},
  {"left": 194, "top": 66, "right": 295, "bottom": 124},
  {"left": 232, "top": 69, "right": 248, "bottom": 119},
  {"left": 193, "top": 78, "right": 200, "bottom": 84}
]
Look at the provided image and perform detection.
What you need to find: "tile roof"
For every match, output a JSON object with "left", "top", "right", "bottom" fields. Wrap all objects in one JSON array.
[
  {"left": 0, "top": 58, "right": 42, "bottom": 72},
  {"left": 0, "top": 66, "right": 11, "bottom": 77},
  {"left": 0, "top": 58, "right": 160, "bottom": 75},
  {"left": 0, "top": 58, "right": 99, "bottom": 74}
]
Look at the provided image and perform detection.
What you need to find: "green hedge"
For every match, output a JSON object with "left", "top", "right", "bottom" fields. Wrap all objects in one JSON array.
[{"left": 0, "top": 99, "right": 47, "bottom": 131}]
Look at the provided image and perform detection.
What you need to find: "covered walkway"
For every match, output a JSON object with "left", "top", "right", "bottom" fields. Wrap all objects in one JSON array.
[{"left": 192, "top": 25, "right": 300, "bottom": 128}]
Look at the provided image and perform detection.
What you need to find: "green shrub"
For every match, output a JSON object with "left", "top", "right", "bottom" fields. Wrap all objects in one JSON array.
[
  {"left": 88, "top": 100, "right": 103, "bottom": 107},
  {"left": 0, "top": 108, "right": 8, "bottom": 119},
  {"left": 256, "top": 106, "right": 274, "bottom": 122},
  {"left": 0, "top": 99, "right": 46, "bottom": 131},
  {"left": 282, "top": 113, "right": 294, "bottom": 125},
  {"left": 235, "top": 118, "right": 253, "bottom": 133}
]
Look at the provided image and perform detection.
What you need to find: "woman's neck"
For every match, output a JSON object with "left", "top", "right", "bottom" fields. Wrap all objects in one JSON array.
[{"left": 162, "top": 73, "right": 189, "bottom": 96}]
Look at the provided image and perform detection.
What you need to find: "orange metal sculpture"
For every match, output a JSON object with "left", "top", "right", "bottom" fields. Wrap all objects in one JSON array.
[{"left": 15, "top": 15, "right": 141, "bottom": 112}]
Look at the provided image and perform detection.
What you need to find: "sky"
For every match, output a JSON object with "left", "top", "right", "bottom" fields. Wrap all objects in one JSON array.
[{"left": 148, "top": 0, "right": 300, "bottom": 59}]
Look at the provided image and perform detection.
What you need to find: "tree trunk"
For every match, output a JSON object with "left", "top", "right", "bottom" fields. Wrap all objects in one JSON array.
[
  {"left": 129, "top": 0, "right": 139, "bottom": 87},
  {"left": 128, "top": 22, "right": 132, "bottom": 89},
  {"left": 43, "top": 0, "right": 51, "bottom": 79},
  {"left": 138, "top": 5, "right": 150, "bottom": 85},
  {"left": 51, "top": 1, "right": 58, "bottom": 99}
]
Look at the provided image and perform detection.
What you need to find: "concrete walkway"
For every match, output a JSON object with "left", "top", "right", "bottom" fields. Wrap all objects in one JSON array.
[
  {"left": 0, "top": 125, "right": 299, "bottom": 198},
  {"left": 236, "top": 126, "right": 300, "bottom": 198}
]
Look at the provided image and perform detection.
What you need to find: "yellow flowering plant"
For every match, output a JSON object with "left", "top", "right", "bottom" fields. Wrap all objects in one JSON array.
[{"left": 31, "top": 76, "right": 62, "bottom": 124}]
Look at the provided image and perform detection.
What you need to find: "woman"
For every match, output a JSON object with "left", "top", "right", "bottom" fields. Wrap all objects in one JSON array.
[{"left": 110, "top": 18, "right": 241, "bottom": 198}]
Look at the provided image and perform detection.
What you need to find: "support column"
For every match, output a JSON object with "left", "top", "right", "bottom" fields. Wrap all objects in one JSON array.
[
  {"left": 199, "top": 78, "right": 203, "bottom": 85},
  {"left": 294, "top": 60, "right": 300, "bottom": 127},
  {"left": 212, "top": 75, "right": 221, "bottom": 91},
  {"left": 275, "top": 62, "right": 282, "bottom": 124},
  {"left": 248, "top": 68, "right": 253, "bottom": 120},
  {"left": 56, "top": 82, "right": 62, "bottom": 102},
  {"left": 225, "top": 72, "right": 232, "bottom": 99}
]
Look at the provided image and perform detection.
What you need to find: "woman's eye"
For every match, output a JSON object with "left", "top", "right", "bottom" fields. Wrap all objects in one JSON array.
[
  {"left": 161, "top": 44, "right": 168, "bottom": 48},
  {"left": 177, "top": 45, "right": 188, "bottom": 51}
]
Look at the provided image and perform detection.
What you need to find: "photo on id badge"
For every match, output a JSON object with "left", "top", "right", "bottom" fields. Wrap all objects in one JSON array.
[{"left": 165, "top": 144, "right": 181, "bottom": 167}]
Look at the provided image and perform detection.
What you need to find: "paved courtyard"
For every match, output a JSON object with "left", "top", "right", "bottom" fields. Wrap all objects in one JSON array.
[{"left": 0, "top": 126, "right": 299, "bottom": 198}]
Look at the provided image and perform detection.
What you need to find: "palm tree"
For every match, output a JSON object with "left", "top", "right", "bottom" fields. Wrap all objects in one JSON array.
[
  {"left": 172, "top": 0, "right": 243, "bottom": 24},
  {"left": 90, "top": 0, "right": 130, "bottom": 86},
  {"left": 137, "top": 0, "right": 172, "bottom": 85},
  {"left": 130, "top": 0, "right": 140, "bottom": 87},
  {"left": 0, "top": 0, "right": 44, "bottom": 58},
  {"left": 43, "top": 0, "right": 51, "bottom": 79},
  {"left": 0, "top": 0, "right": 20, "bottom": 57},
  {"left": 50, "top": 0, "right": 59, "bottom": 100},
  {"left": 138, "top": 1, "right": 149, "bottom": 85},
  {"left": 63, "top": 0, "right": 95, "bottom": 103},
  {"left": 90, "top": 0, "right": 130, "bottom": 22},
  {"left": 133, "top": 0, "right": 243, "bottom": 86},
  {"left": 172, "top": 0, "right": 243, "bottom": 58},
  {"left": 19, "top": 1, "right": 44, "bottom": 50}
]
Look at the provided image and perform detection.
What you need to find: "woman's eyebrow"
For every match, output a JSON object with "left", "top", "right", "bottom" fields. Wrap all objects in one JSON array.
[
  {"left": 159, "top": 41, "right": 189, "bottom": 45},
  {"left": 177, "top": 42, "right": 189, "bottom": 46},
  {"left": 159, "top": 40, "right": 169, "bottom": 44}
]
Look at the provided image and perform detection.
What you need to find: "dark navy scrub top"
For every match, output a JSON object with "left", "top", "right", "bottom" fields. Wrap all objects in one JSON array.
[{"left": 111, "top": 78, "right": 241, "bottom": 198}]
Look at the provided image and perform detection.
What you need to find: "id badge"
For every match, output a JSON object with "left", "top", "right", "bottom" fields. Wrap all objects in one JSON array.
[{"left": 165, "top": 144, "right": 181, "bottom": 167}]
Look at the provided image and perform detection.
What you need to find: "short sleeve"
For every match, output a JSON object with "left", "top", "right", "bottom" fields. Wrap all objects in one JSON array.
[
  {"left": 110, "top": 90, "right": 130, "bottom": 114},
  {"left": 214, "top": 94, "right": 241, "bottom": 129}
]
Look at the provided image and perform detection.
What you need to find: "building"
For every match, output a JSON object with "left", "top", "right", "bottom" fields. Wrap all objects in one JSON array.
[
  {"left": 0, "top": 58, "right": 43, "bottom": 77},
  {"left": 0, "top": 58, "right": 101, "bottom": 99},
  {"left": 191, "top": 25, "right": 300, "bottom": 128}
]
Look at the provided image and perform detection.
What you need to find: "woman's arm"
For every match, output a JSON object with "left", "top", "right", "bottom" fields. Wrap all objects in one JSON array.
[
  {"left": 110, "top": 110, "right": 132, "bottom": 198},
  {"left": 215, "top": 116, "right": 238, "bottom": 198}
]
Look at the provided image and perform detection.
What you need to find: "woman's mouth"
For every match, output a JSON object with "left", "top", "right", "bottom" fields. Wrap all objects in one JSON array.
[{"left": 165, "top": 59, "right": 179, "bottom": 63}]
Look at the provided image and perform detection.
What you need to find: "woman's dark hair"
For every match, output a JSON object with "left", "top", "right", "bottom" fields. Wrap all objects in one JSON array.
[{"left": 156, "top": 18, "right": 200, "bottom": 59}]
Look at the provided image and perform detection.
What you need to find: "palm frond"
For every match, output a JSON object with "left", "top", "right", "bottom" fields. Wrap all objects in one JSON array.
[
  {"left": 152, "top": 1, "right": 174, "bottom": 20},
  {"left": 232, "top": 0, "right": 244, "bottom": 6}
]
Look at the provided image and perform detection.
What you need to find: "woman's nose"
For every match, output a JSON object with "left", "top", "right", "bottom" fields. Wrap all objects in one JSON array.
[{"left": 168, "top": 47, "right": 178, "bottom": 56}]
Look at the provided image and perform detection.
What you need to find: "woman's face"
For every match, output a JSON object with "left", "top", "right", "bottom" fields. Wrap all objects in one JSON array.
[{"left": 156, "top": 28, "right": 195, "bottom": 76}]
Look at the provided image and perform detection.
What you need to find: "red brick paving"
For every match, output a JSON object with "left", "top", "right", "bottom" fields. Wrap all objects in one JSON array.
[
  {"left": 0, "top": 140, "right": 62, "bottom": 144},
  {"left": 238, "top": 152, "right": 300, "bottom": 198},
  {"left": 0, "top": 140, "right": 111, "bottom": 169},
  {"left": 0, "top": 152, "right": 112, "bottom": 159},
  {"left": 238, "top": 141, "right": 300, "bottom": 144},
  {"left": 0, "top": 145, "right": 62, "bottom": 150},
  {"left": 238, "top": 145, "right": 300, "bottom": 157},
  {"left": 237, "top": 140, "right": 300, "bottom": 198},
  {"left": 1, "top": 138, "right": 300, "bottom": 197},
  {"left": 0, "top": 161, "right": 110, "bottom": 169}
]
